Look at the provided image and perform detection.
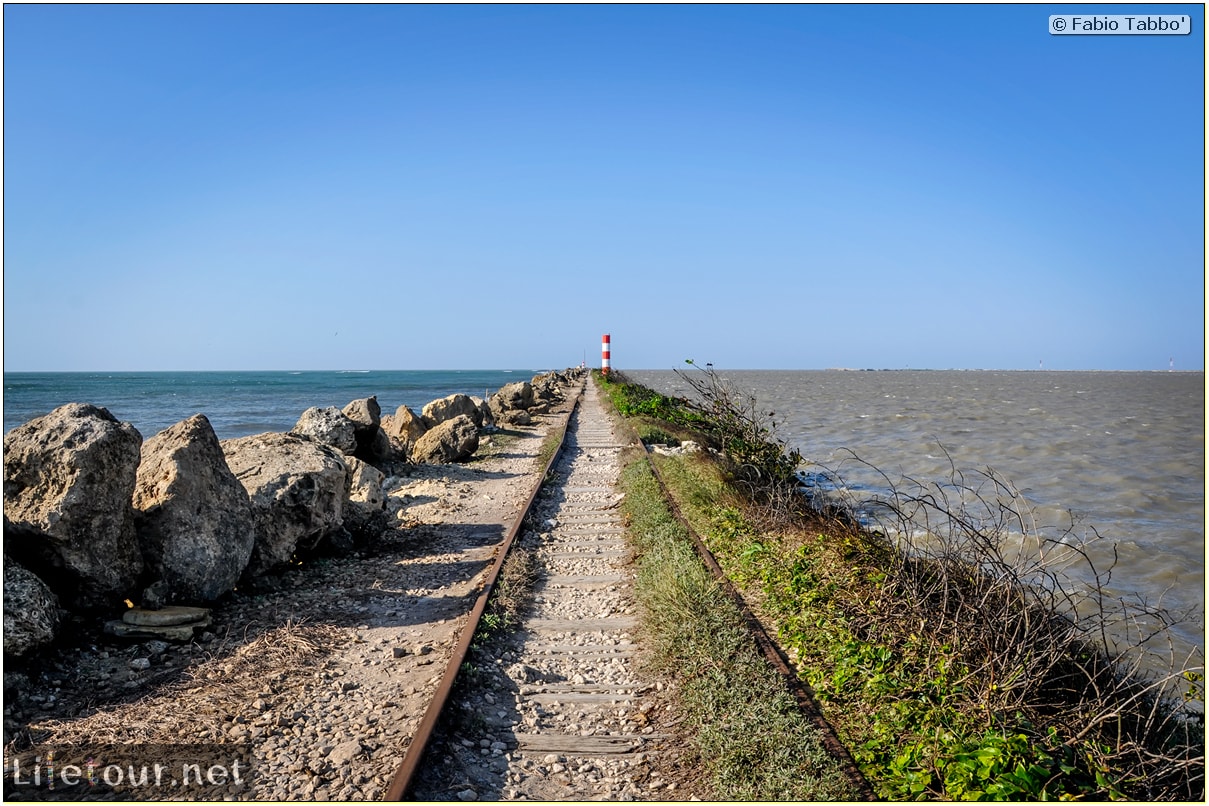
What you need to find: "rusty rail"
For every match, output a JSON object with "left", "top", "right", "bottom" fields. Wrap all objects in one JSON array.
[{"left": 382, "top": 382, "right": 584, "bottom": 801}]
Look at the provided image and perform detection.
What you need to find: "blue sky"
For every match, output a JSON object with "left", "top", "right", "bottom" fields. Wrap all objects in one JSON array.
[{"left": 4, "top": 4, "right": 1204, "bottom": 371}]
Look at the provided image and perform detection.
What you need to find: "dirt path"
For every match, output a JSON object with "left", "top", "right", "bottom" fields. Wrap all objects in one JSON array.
[{"left": 3, "top": 395, "right": 576, "bottom": 801}]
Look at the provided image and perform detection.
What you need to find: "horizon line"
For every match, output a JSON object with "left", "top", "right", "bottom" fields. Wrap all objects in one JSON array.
[{"left": 3, "top": 366, "right": 1204, "bottom": 374}]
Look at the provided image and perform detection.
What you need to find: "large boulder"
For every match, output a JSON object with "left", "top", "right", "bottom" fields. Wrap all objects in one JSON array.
[
  {"left": 471, "top": 396, "right": 495, "bottom": 429},
  {"left": 365, "top": 429, "right": 394, "bottom": 466},
  {"left": 3, "top": 558, "right": 61, "bottom": 657},
  {"left": 380, "top": 405, "right": 428, "bottom": 460},
  {"left": 490, "top": 381, "right": 535, "bottom": 417},
  {"left": 346, "top": 456, "right": 385, "bottom": 509},
  {"left": 291, "top": 407, "right": 358, "bottom": 455},
  {"left": 3, "top": 403, "right": 144, "bottom": 608},
  {"left": 497, "top": 408, "right": 533, "bottom": 426},
  {"left": 342, "top": 397, "right": 390, "bottom": 463},
  {"left": 410, "top": 415, "right": 480, "bottom": 464},
  {"left": 343, "top": 456, "right": 388, "bottom": 542},
  {"left": 221, "top": 433, "right": 351, "bottom": 576},
  {"left": 132, "top": 414, "right": 255, "bottom": 604},
  {"left": 422, "top": 393, "right": 485, "bottom": 429},
  {"left": 342, "top": 396, "right": 381, "bottom": 432}
]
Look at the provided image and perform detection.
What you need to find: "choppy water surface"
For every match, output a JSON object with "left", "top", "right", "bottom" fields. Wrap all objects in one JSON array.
[
  {"left": 628, "top": 369, "right": 1205, "bottom": 664},
  {"left": 2, "top": 370, "right": 542, "bottom": 440}
]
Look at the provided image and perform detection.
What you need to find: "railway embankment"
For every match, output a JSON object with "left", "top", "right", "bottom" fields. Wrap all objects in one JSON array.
[
  {"left": 407, "top": 375, "right": 866, "bottom": 801},
  {"left": 4, "top": 366, "right": 876, "bottom": 802}
]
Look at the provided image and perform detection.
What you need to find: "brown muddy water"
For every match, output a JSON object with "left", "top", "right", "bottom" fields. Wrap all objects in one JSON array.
[{"left": 627, "top": 369, "right": 1205, "bottom": 669}]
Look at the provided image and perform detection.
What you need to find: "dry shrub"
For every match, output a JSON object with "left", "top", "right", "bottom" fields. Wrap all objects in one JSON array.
[
  {"left": 489, "top": 548, "right": 538, "bottom": 630},
  {"left": 812, "top": 447, "right": 1204, "bottom": 800}
]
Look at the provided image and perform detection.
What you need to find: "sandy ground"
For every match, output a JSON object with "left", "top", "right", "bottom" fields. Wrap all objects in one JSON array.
[{"left": 3, "top": 405, "right": 570, "bottom": 801}]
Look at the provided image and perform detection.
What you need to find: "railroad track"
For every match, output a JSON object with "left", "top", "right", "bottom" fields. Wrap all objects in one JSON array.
[
  {"left": 389, "top": 376, "right": 871, "bottom": 801},
  {"left": 397, "top": 378, "right": 691, "bottom": 800}
]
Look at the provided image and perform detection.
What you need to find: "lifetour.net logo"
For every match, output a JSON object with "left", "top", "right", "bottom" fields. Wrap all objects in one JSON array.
[{"left": 4, "top": 744, "right": 253, "bottom": 800}]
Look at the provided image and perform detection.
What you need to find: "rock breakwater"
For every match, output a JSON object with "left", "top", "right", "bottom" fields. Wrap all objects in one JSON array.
[{"left": 2, "top": 369, "right": 583, "bottom": 660}]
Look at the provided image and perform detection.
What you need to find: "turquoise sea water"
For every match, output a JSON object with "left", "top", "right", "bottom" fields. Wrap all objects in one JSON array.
[{"left": 2, "top": 370, "right": 550, "bottom": 440}]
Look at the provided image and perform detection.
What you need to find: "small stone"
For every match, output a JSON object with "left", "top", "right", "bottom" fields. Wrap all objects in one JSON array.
[
  {"left": 105, "top": 619, "right": 206, "bottom": 641},
  {"left": 457, "top": 789, "right": 478, "bottom": 801},
  {"left": 327, "top": 739, "right": 363, "bottom": 766},
  {"left": 392, "top": 647, "right": 408, "bottom": 659},
  {"left": 507, "top": 663, "right": 541, "bottom": 684},
  {"left": 129, "top": 657, "right": 151, "bottom": 671},
  {"left": 122, "top": 605, "right": 210, "bottom": 627}
]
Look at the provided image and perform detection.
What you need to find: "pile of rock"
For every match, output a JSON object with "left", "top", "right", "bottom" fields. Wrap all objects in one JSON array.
[
  {"left": 2, "top": 369, "right": 583, "bottom": 659},
  {"left": 380, "top": 393, "right": 490, "bottom": 465}
]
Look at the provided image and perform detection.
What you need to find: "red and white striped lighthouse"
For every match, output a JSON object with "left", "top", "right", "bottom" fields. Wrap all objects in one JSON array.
[{"left": 601, "top": 334, "right": 611, "bottom": 376}]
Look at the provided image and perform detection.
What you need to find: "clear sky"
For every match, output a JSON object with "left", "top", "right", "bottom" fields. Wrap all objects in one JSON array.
[{"left": 3, "top": 4, "right": 1204, "bottom": 372}]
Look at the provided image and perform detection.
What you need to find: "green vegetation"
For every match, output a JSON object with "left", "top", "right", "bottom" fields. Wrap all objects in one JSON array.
[
  {"left": 602, "top": 360, "right": 802, "bottom": 491},
  {"left": 473, "top": 407, "right": 569, "bottom": 646},
  {"left": 473, "top": 430, "right": 520, "bottom": 461},
  {"left": 599, "top": 368, "right": 1204, "bottom": 801},
  {"left": 473, "top": 547, "right": 538, "bottom": 646},
  {"left": 617, "top": 452, "right": 860, "bottom": 800},
  {"left": 535, "top": 410, "right": 570, "bottom": 472}
]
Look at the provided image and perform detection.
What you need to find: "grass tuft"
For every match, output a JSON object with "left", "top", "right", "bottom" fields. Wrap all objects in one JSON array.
[{"left": 619, "top": 458, "right": 860, "bottom": 801}]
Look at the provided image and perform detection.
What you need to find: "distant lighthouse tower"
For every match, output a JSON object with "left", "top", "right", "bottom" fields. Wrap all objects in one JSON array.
[{"left": 1170, "top": 357, "right": 1174, "bottom": 372}]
